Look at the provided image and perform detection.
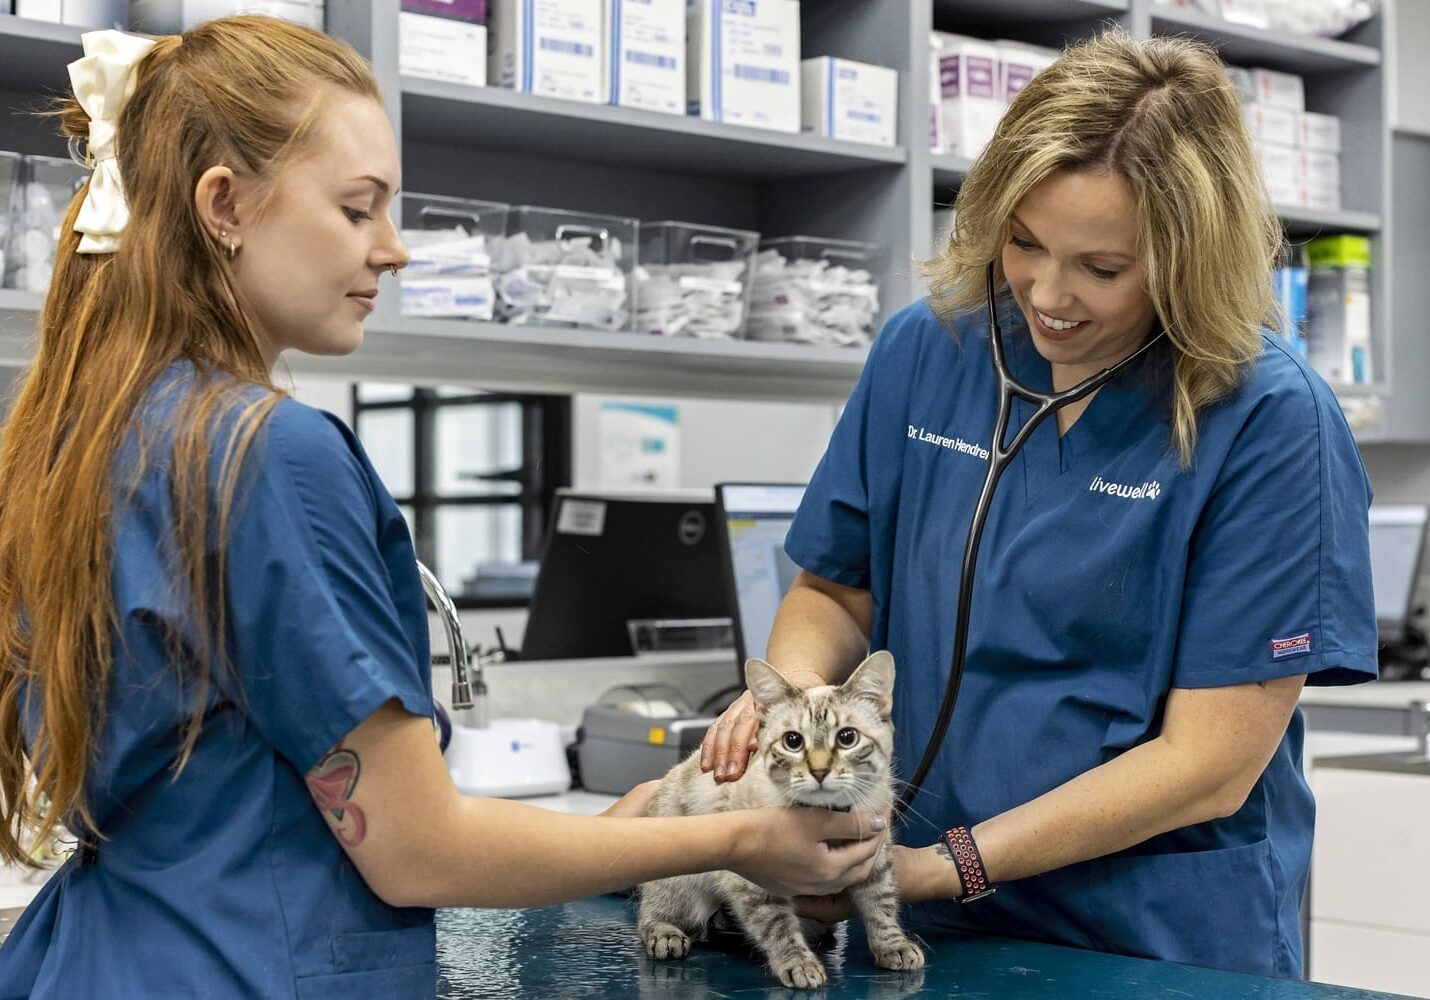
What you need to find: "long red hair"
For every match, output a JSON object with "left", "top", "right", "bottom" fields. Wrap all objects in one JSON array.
[{"left": 0, "top": 17, "right": 381, "bottom": 866}]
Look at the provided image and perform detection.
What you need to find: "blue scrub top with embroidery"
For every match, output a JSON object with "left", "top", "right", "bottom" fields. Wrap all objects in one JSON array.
[
  {"left": 0, "top": 363, "right": 437, "bottom": 999},
  {"left": 784, "top": 300, "right": 1377, "bottom": 979}
]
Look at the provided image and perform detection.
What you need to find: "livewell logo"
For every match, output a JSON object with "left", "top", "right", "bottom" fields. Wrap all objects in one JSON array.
[{"left": 1088, "top": 475, "right": 1162, "bottom": 501}]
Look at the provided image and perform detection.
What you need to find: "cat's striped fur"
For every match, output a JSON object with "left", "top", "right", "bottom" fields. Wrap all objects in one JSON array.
[{"left": 637, "top": 651, "right": 923, "bottom": 989}]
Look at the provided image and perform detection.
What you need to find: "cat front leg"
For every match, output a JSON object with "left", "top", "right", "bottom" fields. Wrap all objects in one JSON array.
[
  {"left": 850, "top": 850, "right": 925, "bottom": 971},
  {"left": 718, "top": 875, "right": 828, "bottom": 989},
  {"left": 638, "top": 875, "right": 716, "bottom": 960}
]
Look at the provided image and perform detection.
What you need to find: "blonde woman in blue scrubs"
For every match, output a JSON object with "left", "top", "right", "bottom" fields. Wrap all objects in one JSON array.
[
  {"left": 703, "top": 32, "right": 1376, "bottom": 978},
  {"left": 0, "top": 19, "right": 886, "bottom": 998}
]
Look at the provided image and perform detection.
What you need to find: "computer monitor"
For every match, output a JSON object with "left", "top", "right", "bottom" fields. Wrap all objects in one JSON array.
[
  {"left": 715, "top": 483, "right": 807, "bottom": 665},
  {"left": 520, "top": 490, "right": 731, "bottom": 661},
  {"left": 1368, "top": 504, "right": 1429, "bottom": 644}
]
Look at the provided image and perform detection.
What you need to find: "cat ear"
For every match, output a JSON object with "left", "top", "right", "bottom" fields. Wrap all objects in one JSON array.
[
  {"left": 841, "top": 650, "right": 895, "bottom": 712},
  {"left": 744, "top": 658, "right": 800, "bottom": 708}
]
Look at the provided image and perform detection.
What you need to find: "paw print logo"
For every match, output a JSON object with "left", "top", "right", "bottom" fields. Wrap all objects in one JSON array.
[{"left": 1146, "top": 482, "right": 1161, "bottom": 500}]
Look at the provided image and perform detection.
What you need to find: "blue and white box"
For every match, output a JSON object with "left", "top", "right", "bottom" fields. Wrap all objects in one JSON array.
[
  {"left": 800, "top": 57, "right": 898, "bottom": 147},
  {"left": 607, "top": 0, "right": 685, "bottom": 115},
  {"left": 489, "top": 0, "right": 605, "bottom": 104},
  {"left": 687, "top": 0, "right": 801, "bottom": 133}
]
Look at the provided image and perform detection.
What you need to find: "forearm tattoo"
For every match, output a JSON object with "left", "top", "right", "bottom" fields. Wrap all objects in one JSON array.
[{"left": 306, "top": 741, "right": 367, "bottom": 847}]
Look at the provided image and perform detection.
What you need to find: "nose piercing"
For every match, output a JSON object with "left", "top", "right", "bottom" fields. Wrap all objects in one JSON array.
[{"left": 388, "top": 264, "right": 399, "bottom": 278}]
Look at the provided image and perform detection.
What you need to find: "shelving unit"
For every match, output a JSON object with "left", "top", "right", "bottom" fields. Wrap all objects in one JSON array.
[
  {"left": 0, "top": 1, "right": 1405, "bottom": 432},
  {"left": 1143, "top": 6, "right": 1380, "bottom": 74}
]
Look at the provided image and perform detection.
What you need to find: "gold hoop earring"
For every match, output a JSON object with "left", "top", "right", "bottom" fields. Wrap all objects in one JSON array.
[{"left": 220, "top": 229, "right": 236, "bottom": 261}]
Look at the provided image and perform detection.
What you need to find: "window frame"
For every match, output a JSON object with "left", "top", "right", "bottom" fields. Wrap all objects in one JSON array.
[{"left": 352, "top": 385, "right": 570, "bottom": 609}]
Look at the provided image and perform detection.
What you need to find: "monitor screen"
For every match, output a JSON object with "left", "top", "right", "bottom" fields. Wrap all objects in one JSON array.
[
  {"left": 1368, "top": 504, "right": 1428, "bottom": 643},
  {"left": 521, "top": 491, "right": 731, "bottom": 661},
  {"left": 716, "top": 484, "right": 807, "bottom": 664}
]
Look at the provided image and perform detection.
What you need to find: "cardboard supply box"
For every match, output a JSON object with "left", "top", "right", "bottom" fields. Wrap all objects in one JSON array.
[
  {"left": 687, "top": 0, "right": 801, "bottom": 133},
  {"left": 801, "top": 57, "right": 899, "bottom": 147},
  {"left": 1250, "top": 66, "right": 1305, "bottom": 111},
  {"left": 1297, "top": 111, "right": 1342, "bottom": 153},
  {"left": 1254, "top": 141, "right": 1299, "bottom": 207},
  {"left": 934, "top": 32, "right": 1001, "bottom": 159},
  {"left": 606, "top": 0, "right": 685, "bottom": 114},
  {"left": 401, "top": 0, "right": 488, "bottom": 88},
  {"left": 1243, "top": 103, "right": 1297, "bottom": 147},
  {"left": 489, "top": 0, "right": 605, "bottom": 103}
]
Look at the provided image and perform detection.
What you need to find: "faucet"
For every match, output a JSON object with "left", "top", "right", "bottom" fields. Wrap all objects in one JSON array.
[{"left": 417, "top": 560, "right": 488, "bottom": 729}]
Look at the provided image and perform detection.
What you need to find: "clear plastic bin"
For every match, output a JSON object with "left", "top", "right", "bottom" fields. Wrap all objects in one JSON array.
[
  {"left": 400, "top": 193, "right": 509, "bottom": 321},
  {"left": 493, "top": 206, "right": 638, "bottom": 332},
  {"left": 3, "top": 154, "right": 88, "bottom": 294},
  {"left": 748, "top": 235, "right": 883, "bottom": 348},
  {"left": 635, "top": 221, "right": 759, "bottom": 340}
]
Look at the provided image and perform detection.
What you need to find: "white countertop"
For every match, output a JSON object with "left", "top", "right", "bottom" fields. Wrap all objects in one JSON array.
[{"left": 517, "top": 789, "right": 620, "bottom": 815}]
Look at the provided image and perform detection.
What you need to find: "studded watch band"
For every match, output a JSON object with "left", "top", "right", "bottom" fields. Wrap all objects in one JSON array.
[{"left": 944, "top": 825, "right": 997, "bottom": 903}]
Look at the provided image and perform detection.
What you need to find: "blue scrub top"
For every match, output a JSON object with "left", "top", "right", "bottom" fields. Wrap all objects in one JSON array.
[
  {"left": 0, "top": 362, "right": 437, "bottom": 998},
  {"left": 785, "top": 300, "right": 1378, "bottom": 979}
]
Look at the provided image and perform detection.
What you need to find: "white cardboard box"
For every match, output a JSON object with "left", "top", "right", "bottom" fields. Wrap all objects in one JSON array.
[
  {"left": 1243, "top": 103, "right": 1297, "bottom": 147},
  {"left": 800, "top": 57, "right": 898, "bottom": 147},
  {"left": 935, "top": 33, "right": 1002, "bottom": 159},
  {"left": 1255, "top": 141, "right": 1299, "bottom": 206},
  {"left": 1224, "top": 64, "right": 1256, "bottom": 105},
  {"left": 1300, "top": 185, "right": 1342, "bottom": 211},
  {"left": 1295, "top": 149, "right": 1340, "bottom": 192},
  {"left": 687, "top": 0, "right": 800, "bottom": 133},
  {"left": 997, "top": 42, "right": 1056, "bottom": 104},
  {"left": 489, "top": 0, "right": 605, "bottom": 104},
  {"left": 606, "top": 0, "right": 685, "bottom": 115},
  {"left": 1250, "top": 66, "right": 1305, "bottom": 111},
  {"left": 401, "top": 12, "right": 488, "bottom": 87},
  {"left": 130, "top": 0, "right": 321, "bottom": 29},
  {"left": 928, "top": 34, "right": 945, "bottom": 153},
  {"left": 1298, "top": 110, "right": 1342, "bottom": 152}
]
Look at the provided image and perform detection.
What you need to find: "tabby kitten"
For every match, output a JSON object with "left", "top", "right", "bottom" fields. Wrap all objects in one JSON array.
[{"left": 637, "top": 651, "right": 923, "bottom": 990}]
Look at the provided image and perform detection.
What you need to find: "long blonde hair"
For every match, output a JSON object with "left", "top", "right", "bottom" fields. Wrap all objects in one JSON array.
[
  {"left": 0, "top": 17, "right": 381, "bottom": 866},
  {"left": 927, "top": 30, "right": 1281, "bottom": 465}
]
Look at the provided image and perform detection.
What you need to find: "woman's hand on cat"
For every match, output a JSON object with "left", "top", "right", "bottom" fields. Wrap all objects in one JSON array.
[
  {"left": 702, "top": 669, "right": 828, "bottom": 783},
  {"left": 731, "top": 806, "right": 888, "bottom": 897},
  {"left": 792, "top": 845, "right": 939, "bottom": 922},
  {"left": 601, "top": 780, "right": 661, "bottom": 818}
]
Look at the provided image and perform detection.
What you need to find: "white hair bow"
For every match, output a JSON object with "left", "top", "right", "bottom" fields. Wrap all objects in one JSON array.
[{"left": 67, "top": 30, "right": 157, "bottom": 254}]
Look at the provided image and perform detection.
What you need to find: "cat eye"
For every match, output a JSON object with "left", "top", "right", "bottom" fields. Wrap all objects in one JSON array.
[
  {"left": 782, "top": 731, "right": 804, "bottom": 751},
  {"left": 836, "top": 727, "right": 859, "bottom": 749}
]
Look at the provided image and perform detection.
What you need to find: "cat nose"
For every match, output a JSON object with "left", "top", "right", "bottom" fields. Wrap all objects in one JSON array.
[{"left": 810, "top": 768, "right": 830, "bottom": 783}]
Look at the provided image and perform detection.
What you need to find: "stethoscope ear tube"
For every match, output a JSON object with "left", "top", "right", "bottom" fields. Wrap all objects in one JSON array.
[{"left": 893, "top": 263, "right": 1166, "bottom": 822}]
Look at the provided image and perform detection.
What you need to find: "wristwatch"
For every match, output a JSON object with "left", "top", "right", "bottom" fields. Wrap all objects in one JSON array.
[{"left": 944, "top": 825, "right": 997, "bottom": 903}]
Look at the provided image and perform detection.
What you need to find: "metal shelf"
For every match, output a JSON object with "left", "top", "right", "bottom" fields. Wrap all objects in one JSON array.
[
  {"left": 1148, "top": 8, "right": 1380, "bottom": 74},
  {"left": 1277, "top": 205, "right": 1382, "bottom": 237},
  {"left": 0, "top": 16, "right": 84, "bottom": 94},
  {"left": 0, "top": 293, "right": 866, "bottom": 402},
  {"left": 932, "top": 153, "right": 975, "bottom": 192},
  {"left": 401, "top": 77, "right": 907, "bottom": 180},
  {"left": 934, "top": 0, "right": 1128, "bottom": 33}
]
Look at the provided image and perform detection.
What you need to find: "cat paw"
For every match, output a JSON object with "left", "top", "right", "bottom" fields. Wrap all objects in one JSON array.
[
  {"left": 773, "top": 956, "right": 828, "bottom": 989},
  {"left": 640, "top": 924, "right": 691, "bottom": 960},
  {"left": 873, "top": 938, "right": 925, "bottom": 971}
]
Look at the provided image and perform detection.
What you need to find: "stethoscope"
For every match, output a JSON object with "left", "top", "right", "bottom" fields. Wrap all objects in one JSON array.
[{"left": 894, "top": 262, "right": 1168, "bottom": 819}]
